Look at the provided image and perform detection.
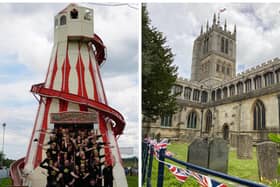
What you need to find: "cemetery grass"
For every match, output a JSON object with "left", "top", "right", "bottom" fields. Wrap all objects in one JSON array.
[
  {"left": 0, "top": 178, "right": 12, "bottom": 187},
  {"left": 146, "top": 142, "right": 267, "bottom": 187},
  {"left": 127, "top": 175, "right": 138, "bottom": 187}
]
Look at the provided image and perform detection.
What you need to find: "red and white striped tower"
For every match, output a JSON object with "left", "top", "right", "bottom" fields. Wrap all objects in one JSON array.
[{"left": 22, "top": 4, "right": 127, "bottom": 187}]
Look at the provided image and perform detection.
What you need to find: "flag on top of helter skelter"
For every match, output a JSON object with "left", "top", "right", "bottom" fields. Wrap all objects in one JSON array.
[{"left": 152, "top": 140, "right": 227, "bottom": 187}]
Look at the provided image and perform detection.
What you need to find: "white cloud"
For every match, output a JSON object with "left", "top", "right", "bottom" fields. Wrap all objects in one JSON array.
[
  {"left": 0, "top": 3, "right": 139, "bottom": 159},
  {"left": 147, "top": 3, "right": 280, "bottom": 77}
]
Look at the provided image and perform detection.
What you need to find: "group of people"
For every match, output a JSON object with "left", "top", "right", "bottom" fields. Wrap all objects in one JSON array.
[{"left": 39, "top": 126, "right": 114, "bottom": 187}]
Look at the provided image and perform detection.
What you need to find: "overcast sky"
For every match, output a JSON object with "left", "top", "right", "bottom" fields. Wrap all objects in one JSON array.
[
  {"left": 0, "top": 3, "right": 138, "bottom": 160},
  {"left": 147, "top": 3, "right": 280, "bottom": 78}
]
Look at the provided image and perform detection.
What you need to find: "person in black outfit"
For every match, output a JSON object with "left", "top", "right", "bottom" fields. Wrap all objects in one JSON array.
[
  {"left": 102, "top": 162, "right": 114, "bottom": 187},
  {"left": 58, "top": 160, "right": 73, "bottom": 187},
  {"left": 40, "top": 159, "right": 60, "bottom": 187}
]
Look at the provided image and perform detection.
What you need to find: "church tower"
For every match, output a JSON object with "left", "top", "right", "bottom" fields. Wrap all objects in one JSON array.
[{"left": 191, "top": 13, "right": 236, "bottom": 86}]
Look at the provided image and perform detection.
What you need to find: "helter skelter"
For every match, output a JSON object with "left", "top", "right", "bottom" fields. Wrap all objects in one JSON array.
[{"left": 10, "top": 4, "right": 128, "bottom": 187}]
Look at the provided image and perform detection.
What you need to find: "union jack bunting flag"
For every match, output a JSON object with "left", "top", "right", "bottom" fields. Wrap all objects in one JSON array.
[
  {"left": 186, "top": 169, "right": 227, "bottom": 187},
  {"left": 167, "top": 164, "right": 227, "bottom": 187},
  {"left": 167, "top": 164, "right": 189, "bottom": 183}
]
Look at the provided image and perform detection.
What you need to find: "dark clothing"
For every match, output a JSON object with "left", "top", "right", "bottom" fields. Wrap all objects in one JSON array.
[
  {"left": 103, "top": 166, "right": 113, "bottom": 187},
  {"left": 60, "top": 166, "right": 72, "bottom": 185}
]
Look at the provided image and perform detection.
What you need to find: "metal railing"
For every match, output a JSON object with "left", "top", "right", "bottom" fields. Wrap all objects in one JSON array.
[{"left": 142, "top": 142, "right": 268, "bottom": 187}]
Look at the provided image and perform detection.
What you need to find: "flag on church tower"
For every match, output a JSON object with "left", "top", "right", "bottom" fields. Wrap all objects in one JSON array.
[{"left": 219, "top": 8, "right": 226, "bottom": 13}]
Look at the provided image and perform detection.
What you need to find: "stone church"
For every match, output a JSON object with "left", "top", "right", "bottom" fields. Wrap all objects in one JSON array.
[{"left": 142, "top": 14, "right": 280, "bottom": 145}]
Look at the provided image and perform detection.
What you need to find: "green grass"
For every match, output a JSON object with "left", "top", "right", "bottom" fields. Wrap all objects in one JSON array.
[
  {"left": 0, "top": 178, "right": 12, "bottom": 187},
  {"left": 127, "top": 175, "right": 138, "bottom": 187},
  {"left": 144, "top": 142, "right": 269, "bottom": 187}
]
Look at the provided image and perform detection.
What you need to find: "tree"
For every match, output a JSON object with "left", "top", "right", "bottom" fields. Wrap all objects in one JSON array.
[{"left": 142, "top": 4, "right": 178, "bottom": 121}]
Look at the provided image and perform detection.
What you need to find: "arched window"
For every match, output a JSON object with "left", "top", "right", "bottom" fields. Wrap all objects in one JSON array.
[
  {"left": 217, "top": 89, "right": 222, "bottom": 100},
  {"left": 254, "top": 75, "right": 262, "bottom": 89},
  {"left": 221, "top": 37, "right": 225, "bottom": 52},
  {"left": 184, "top": 87, "right": 192, "bottom": 100},
  {"left": 70, "top": 8, "right": 78, "bottom": 19},
  {"left": 211, "top": 91, "right": 215, "bottom": 101},
  {"left": 201, "top": 91, "right": 208, "bottom": 103},
  {"left": 187, "top": 111, "right": 197, "bottom": 128},
  {"left": 245, "top": 79, "right": 252, "bottom": 93},
  {"left": 223, "top": 87, "right": 228, "bottom": 98},
  {"left": 225, "top": 39, "right": 229, "bottom": 54},
  {"left": 205, "top": 110, "right": 212, "bottom": 133},
  {"left": 264, "top": 72, "right": 274, "bottom": 86},
  {"left": 229, "top": 84, "right": 235, "bottom": 96},
  {"left": 237, "top": 82, "right": 243, "bottom": 94},
  {"left": 193, "top": 89, "right": 200, "bottom": 101},
  {"left": 276, "top": 69, "right": 280, "bottom": 83},
  {"left": 253, "top": 100, "right": 266, "bottom": 130},
  {"left": 60, "top": 15, "right": 67, "bottom": 25}
]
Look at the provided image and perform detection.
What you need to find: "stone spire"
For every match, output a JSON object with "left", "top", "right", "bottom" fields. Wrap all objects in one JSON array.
[
  {"left": 234, "top": 24, "right": 236, "bottom": 34},
  {"left": 201, "top": 25, "right": 203, "bottom": 35},
  {"left": 224, "top": 19, "right": 227, "bottom": 31},
  {"left": 206, "top": 20, "right": 209, "bottom": 31},
  {"left": 217, "top": 13, "right": 220, "bottom": 25},
  {"left": 213, "top": 13, "right": 216, "bottom": 25}
]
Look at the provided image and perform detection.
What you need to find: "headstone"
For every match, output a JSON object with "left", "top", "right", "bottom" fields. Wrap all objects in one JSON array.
[
  {"left": 208, "top": 138, "right": 229, "bottom": 173},
  {"left": 187, "top": 138, "right": 209, "bottom": 169},
  {"left": 256, "top": 141, "right": 279, "bottom": 181},
  {"left": 230, "top": 134, "right": 238, "bottom": 147},
  {"left": 237, "top": 135, "right": 253, "bottom": 159}
]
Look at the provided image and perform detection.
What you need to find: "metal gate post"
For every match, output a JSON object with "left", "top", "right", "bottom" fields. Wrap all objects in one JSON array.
[
  {"left": 157, "top": 148, "right": 166, "bottom": 187},
  {"left": 146, "top": 145, "right": 154, "bottom": 187}
]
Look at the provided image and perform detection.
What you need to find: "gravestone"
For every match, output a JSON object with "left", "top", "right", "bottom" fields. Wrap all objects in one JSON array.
[
  {"left": 208, "top": 138, "right": 229, "bottom": 173},
  {"left": 256, "top": 141, "right": 279, "bottom": 181},
  {"left": 187, "top": 138, "right": 209, "bottom": 168},
  {"left": 230, "top": 134, "right": 238, "bottom": 147},
  {"left": 237, "top": 135, "right": 253, "bottom": 159}
]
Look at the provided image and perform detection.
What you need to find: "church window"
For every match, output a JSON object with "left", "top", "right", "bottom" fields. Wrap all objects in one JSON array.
[
  {"left": 184, "top": 87, "right": 192, "bottom": 100},
  {"left": 229, "top": 85, "right": 235, "bottom": 96},
  {"left": 193, "top": 89, "right": 200, "bottom": 101},
  {"left": 221, "top": 37, "right": 225, "bottom": 53},
  {"left": 223, "top": 87, "right": 228, "bottom": 98},
  {"left": 60, "top": 15, "right": 67, "bottom": 25},
  {"left": 254, "top": 75, "right": 262, "bottom": 89},
  {"left": 221, "top": 37, "right": 229, "bottom": 54},
  {"left": 201, "top": 91, "right": 208, "bottom": 103},
  {"left": 211, "top": 91, "right": 216, "bottom": 101},
  {"left": 276, "top": 69, "right": 280, "bottom": 83},
  {"left": 205, "top": 110, "right": 212, "bottom": 133},
  {"left": 237, "top": 82, "right": 243, "bottom": 94},
  {"left": 225, "top": 39, "right": 229, "bottom": 54},
  {"left": 245, "top": 79, "right": 252, "bottom": 92},
  {"left": 203, "top": 37, "right": 209, "bottom": 54},
  {"left": 253, "top": 100, "right": 266, "bottom": 130},
  {"left": 187, "top": 111, "right": 197, "bottom": 128},
  {"left": 216, "top": 89, "right": 222, "bottom": 100},
  {"left": 264, "top": 72, "right": 274, "bottom": 86},
  {"left": 161, "top": 114, "right": 172, "bottom": 127},
  {"left": 173, "top": 85, "right": 183, "bottom": 95}
]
